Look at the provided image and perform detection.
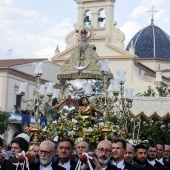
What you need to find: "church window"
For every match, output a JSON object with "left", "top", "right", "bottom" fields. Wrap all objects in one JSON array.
[
  {"left": 84, "top": 10, "right": 91, "bottom": 26},
  {"left": 98, "top": 9, "right": 105, "bottom": 27}
]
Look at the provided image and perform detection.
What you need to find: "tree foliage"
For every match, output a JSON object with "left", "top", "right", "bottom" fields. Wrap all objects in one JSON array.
[
  {"left": 139, "top": 119, "right": 170, "bottom": 144},
  {"left": 136, "top": 86, "right": 155, "bottom": 97},
  {"left": 0, "top": 109, "right": 11, "bottom": 135},
  {"left": 156, "top": 82, "right": 170, "bottom": 97}
]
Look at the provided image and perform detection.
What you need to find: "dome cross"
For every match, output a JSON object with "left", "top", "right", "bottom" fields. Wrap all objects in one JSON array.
[{"left": 147, "top": 6, "right": 158, "bottom": 25}]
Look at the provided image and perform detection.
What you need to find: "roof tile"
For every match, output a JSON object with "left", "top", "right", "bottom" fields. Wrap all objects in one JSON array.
[{"left": 0, "top": 58, "right": 47, "bottom": 67}]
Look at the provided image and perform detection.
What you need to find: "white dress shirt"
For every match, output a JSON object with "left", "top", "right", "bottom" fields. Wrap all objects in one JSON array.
[
  {"left": 156, "top": 157, "right": 164, "bottom": 165},
  {"left": 111, "top": 159, "right": 125, "bottom": 170},
  {"left": 147, "top": 159, "right": 156, "bottom": 166},
  {"left": 40, "top": 162, "right": 52, "bottom": 170}
]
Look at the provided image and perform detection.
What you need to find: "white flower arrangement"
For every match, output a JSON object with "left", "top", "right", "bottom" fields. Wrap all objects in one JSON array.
[
  {"left": 68, "top": 130, "right": 75, "bottom": 136},
  {"left": 87, "top": 127, "right": 93, "bottom": 132},
  {"left": 82, "top": 115, "right": 88, "bottom": 120},
  {"left": 53, "top": 135, "right": 59, "bottom": 142},
  {"left": 42, "top": 127, "right": 47, "bottom": 132},
  {"left": 72, "top": 118, "right": 78, "bottom": 123}
]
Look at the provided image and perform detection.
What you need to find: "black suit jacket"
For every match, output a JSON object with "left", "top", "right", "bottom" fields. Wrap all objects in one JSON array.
[
  {"left": 124, "top": 161, "right": 140, "bottom": 170},
  {"left": 110, "top": 160, "right": 140, "bottom": 170},
  {"left": 29, "top": 162, "right": 65, "bottom": 170},
  {"left": 163, "top": 159, "right": 170, "bottom": 170},
  {"left": 134, "top": 161, "right": 158, "bottom": 170},
  {"left": 3, "top": 160, "right": 29, "bottom": 170},
  {"left": 105, "top": 163, "right": 121, "bottom": 170},
  {"left": 69, "top": 159, "right": 77, "bottom": 170},
  {"left": 154, "top": 160, "right": 165, "bottom": 170}
]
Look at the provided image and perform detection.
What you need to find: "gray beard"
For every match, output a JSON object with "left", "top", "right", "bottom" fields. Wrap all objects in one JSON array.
[
  {"left": 98, "top": 157, "right": 110, "bottom": 165},
  {"left": 40, "top": 157, "right": 49, "bottom": 165}
]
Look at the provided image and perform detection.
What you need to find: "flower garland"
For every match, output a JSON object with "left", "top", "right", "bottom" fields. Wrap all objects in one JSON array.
[{"left": 40, "top": 112, "right": 127, "bottom": 149}]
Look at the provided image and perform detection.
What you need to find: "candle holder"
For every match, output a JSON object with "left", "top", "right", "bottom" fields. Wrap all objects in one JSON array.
[
  {"left": 94, "top": 63, "right": 134, "bottom": 139},
  {"left": 19, "top": 62, "right": 58, "bottom": 143},
  {"left": 100, "top": 124, "right": 112, "bottom": 140}
]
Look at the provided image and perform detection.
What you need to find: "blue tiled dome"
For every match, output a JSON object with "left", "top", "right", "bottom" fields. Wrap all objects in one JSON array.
[{"left": 126, "top": 23, "right": 170, "bottom": 59}]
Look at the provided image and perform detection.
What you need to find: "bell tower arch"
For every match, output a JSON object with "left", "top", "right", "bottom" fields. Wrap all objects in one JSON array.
[{"left": 75, "top": 0, "right": 115, "bottom": 30}]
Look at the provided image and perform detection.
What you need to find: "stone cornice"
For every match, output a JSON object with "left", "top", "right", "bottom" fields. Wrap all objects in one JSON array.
[{"left": 0, "top": 67, "right": 60, "bottom": 87}]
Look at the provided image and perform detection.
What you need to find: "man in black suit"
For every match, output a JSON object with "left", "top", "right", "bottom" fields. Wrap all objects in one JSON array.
[
  {"left": 124, "top": 143, "right": 135, "bottom": 164},
  {"left": 56, "top": 138, "right": 77, "bottom": 170},
  {"left": 163, "top": 144, "right": 170, "bottom": 161},
  {"left": 147, "top": 144, "right": 165, "bottom": 170},
  {"left": 93, "top": 140, "right": 121, "bottom": 170},
  {"left": 74, "top": 140, "right": 92, "bottom": 163},
  {"left": 111, "top": 139, "right": 139, "bottom": 170},
  {"left": 29, "top": 140, "right": 65, "bottom": 170},
  {"left": 156, "top": 143, "right": 170, "bottom": 170},
  {"left": 134, "top": 144, "right": 157, "bottom": 170}
]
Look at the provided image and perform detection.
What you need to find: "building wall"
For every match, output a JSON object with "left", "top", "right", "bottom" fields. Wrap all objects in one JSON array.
[
  {"left": 0, "top": 60, "right": 61, "bottom": 112},
  {"left": 0, "top": 60, "right": 61, "bottom": 143},
  {"left": 137, "top": 59, "right": 170, "bottom": 78},
  {"left": 0, "top": 71, "right": 8, "bottom": 110}
]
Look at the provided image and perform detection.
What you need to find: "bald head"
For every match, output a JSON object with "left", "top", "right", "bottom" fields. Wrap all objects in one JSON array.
[
  {"left": 97, "top": 140, "right": 112, "bottom": 150},
  {"left": 124, "top": 143, "right": 134, "bottom": 163}
]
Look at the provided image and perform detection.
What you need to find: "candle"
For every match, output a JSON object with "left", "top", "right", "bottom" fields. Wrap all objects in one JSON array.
[
  {"left": 117, "top": 70, "right": 126, "bottom": 83},
  {"left": 84, "top": 82, "right": 93, "bottom": 96},
  {"left": 110, "top": 79, "right": 120, "bottom": 92},
  {"left": 18, "top": 82, "right": 28, "bottom": 95},
  {"left": 39, "top": 84, "right": 45, "bottom": 96},
  {"left": 98, "top": 60, "right": 109, "bottom": 72},
  {"left": 45, "top": 82, "right": 55, "bottom": 95},
  {"left": 125, "top": 88, "right": 134, "bottom": 99},
  {"left": 52, "top": 89, "right": 60, "bottom": 99},
  {"left": 32, "top": 62, "right": 45, "bottom": 76}
]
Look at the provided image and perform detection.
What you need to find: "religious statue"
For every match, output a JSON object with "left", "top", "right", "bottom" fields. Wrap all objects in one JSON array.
[
  {"left": 78, "top": 97, "right": 103, "bottom": 122},
  {"left": 53, "top": 95, "right": 104, "bottom": 122},
  {"left": 54, "top": 95, "right": 79, "bottom": 118}
]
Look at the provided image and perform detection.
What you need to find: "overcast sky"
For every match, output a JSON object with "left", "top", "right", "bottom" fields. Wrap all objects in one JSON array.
[{"left": 0, "top": 0, "right": 170, "bottom": 59}]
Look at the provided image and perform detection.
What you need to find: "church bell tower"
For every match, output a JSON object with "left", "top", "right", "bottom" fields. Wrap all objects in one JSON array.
[
  {"left": 75, "top": 0, "right": 115, "bottom": 30},
  {"left": 74, "top": 0, "right": 124, "bottom": 49}
]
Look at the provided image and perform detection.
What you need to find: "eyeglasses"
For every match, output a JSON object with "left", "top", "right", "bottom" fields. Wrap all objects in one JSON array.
[
  {"left": 164, "top": 150, "right": 170, "bottom": 153},
  {"left": 39, "top": 150, "right": 54, "bottom": 156},
  {"left": 97, "top": 148, "right": 112, "bottom": 154}
]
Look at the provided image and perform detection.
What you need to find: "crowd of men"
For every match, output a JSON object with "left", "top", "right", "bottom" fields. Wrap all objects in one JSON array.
[{"left": 0, "top": 135, "right": 169, "bottom": 170}]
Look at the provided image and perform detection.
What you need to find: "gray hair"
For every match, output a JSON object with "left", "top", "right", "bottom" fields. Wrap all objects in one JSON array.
[
  {"left": 40, "top": 140, "right": 56, "bottom": 151},
  {"left": 97, "top": 140, "right": 112, "bottom": 149}
]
